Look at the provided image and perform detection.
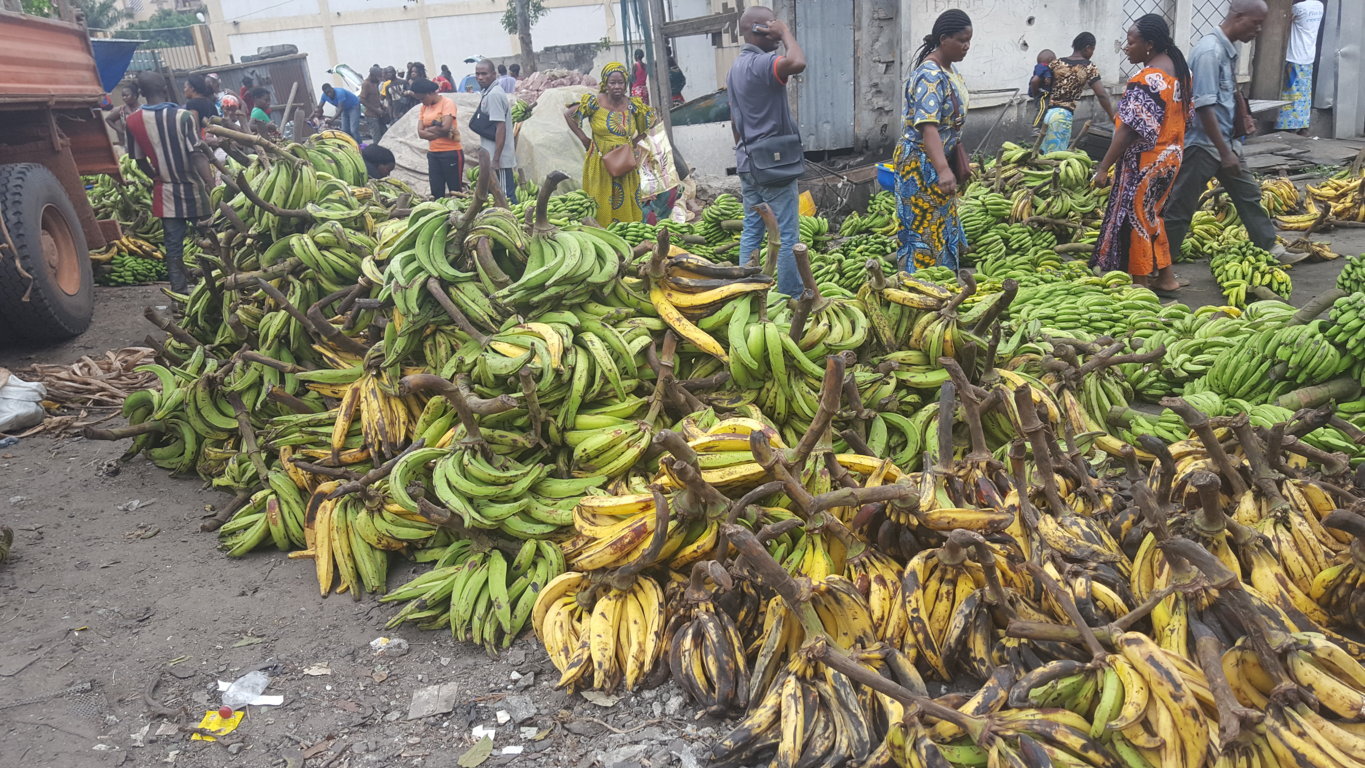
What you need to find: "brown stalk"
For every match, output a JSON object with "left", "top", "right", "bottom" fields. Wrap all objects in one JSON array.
[
  {"left": 305, "top": 285, "right": 373, "bottom": 356},
  {"left": 788, "top": 288, "right": 816, "bottom": 343},
  {"left": 144, "top": 306, "right": 201, "bottom": 348},
  {"left": 1014, "top": 386, "right": 1068, "bottom": 516},
  {"left": 969, "top": 278, "right": 1017, "bottom": 335},
  {"left": 1190, "top": 618, "right": 1256, "bottom": 745},
  {"left": 241, "top": 350, "right": 308, "bottom": 373},
  {"left": 1190, "top": 471, "right": 1228, "bottom": 536},
  {"left": 1025, "top": 561, "right": 1106, "bottom": 660},
  {"left": 611, "top": 486, "right": 671, "bottom": 588},
  {"left": 288, "top": 459, "right": 358, "bottom": 480},
  {"left": 810, "top": 639, "right": 984, "bottom": 736},
  {"left": 473, "top": 237, "right": 513, "bottom": 288},
  {"left": 723, "top": 524, "right": 825, "bottom": 639},
  {"left": 326, "top": 439, "right": 427, "bottom": 500},
  {"left": 219, "top": 258, "right": 301, "bottom": 290},
  {"left": 224, "top": 392, "right": 270, "bottom": 483},
  {"left": 1228, "top": 417, "right": 1292, "bottom": 510},
  {"left": 398, "top": 375, "right": 488, "bottom": 457},
  {"left": 806, "top": 481, "right": 918, "bottom": 519},
  {"left": 792, "top": 243, "right": 821, "bottom": 301},
  {"left": 425, "top": 277, "right": 490, "bottom": 343},
  {"left": 82, "top": 420, "right": 165, "bottom": 441},
  {"left": 750, "top": 431, "right": 813, "bottom": 515},
  {"left": 712, "top": 480, "right": 786, "bottom": 563},
  {"left": 791, "top": 354, "right": 846, "bottom": 465},
  {"left": 1160, "top": 397, "right": 1248, "bottom": 497},
  {"left": 265, "top": 386, "right": 320, "bottom": 414},
  {"left": 518, "top": 368, "right": 548, "bottom": 449}
]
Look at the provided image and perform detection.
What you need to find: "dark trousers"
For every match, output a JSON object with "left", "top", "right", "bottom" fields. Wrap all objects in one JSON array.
[
  {"left": 161, "top": 217, "right": 191, "bottom": 293},
  {"left": 1164, "top": 144, "right": 1278, "bottom": 258},
  {"left": 366, "top": 114, "right": 388, "bottom": 142},
  {"left": 428, "top": 150, "right": 464, "bottom": 198}
]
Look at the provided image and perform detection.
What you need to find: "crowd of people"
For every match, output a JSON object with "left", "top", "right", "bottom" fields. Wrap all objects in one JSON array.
[
  {"left": 103, "top": 0, "right": 1326, "bottom": 305},
  {"left": 885, "top": 0, "right": 1322, "bottom": 300}
]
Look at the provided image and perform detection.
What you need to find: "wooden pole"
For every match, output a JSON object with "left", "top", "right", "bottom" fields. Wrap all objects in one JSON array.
[
  {"left": 280, "top": 80, "right": 300, "bottom": 139},
  {"left": 646, "top": 0, "right": 674, "bottom": 141}
]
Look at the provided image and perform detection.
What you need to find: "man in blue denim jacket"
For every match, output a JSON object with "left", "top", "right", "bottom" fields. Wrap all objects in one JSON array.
[{"left": 1164, "top": 0, "right": 1302, "bottom": 264}]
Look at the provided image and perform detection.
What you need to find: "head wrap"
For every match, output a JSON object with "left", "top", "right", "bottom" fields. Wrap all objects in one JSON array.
[{"left": 599, "top": 62, "right": 629, "bottom": 92}]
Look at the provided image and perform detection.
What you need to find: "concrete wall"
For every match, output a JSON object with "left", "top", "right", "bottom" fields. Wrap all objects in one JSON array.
[{"left": 204, "top": 0, "right": 626, "bottom": 100}]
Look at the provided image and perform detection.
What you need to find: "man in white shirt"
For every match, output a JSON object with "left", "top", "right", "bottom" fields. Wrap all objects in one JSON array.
[
  {"left": 473, "top": 60, "right": 518, "bottom": 203},
  {"left": 1275, "top": 0, "right": 1324, "bottom": 133}
]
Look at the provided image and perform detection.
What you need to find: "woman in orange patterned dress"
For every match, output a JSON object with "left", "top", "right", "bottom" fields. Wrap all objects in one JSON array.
[{"left": 1090, "top": 14, "right": 1190, "bottom": 294}]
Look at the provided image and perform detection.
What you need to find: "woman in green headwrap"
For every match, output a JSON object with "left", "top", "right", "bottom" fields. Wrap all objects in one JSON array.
[{"left": 564, "top": 61, "right": 655, "bottom": 226}]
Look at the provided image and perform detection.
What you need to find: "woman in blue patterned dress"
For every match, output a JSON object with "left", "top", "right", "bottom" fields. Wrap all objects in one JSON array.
[{"left": 893, "top": 10, "right": 973, "bottom": 273}]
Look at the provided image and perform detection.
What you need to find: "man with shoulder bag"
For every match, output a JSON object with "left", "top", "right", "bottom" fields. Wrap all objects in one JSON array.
[
  {"left": 471, "top": 60, "right": 518, "bottom": 203},
  {"left": 728, "top": 6, "right": 807, "bottom": 297}
]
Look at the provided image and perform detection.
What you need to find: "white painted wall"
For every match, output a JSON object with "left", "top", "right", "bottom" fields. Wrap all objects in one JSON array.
[
  {"left": 427, "top": 12, "right": 517, "bottom": 63},
  {"left": 207, "top": 0, "right": 623, "bottom": 85},
  {"left": 332, "top": 18, "right": 426, "bottom": 75}
]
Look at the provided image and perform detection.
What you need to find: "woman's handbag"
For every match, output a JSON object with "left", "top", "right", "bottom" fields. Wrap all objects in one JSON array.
[
  {"left": 945, "top": 80, "right": 972, "bottom": 185},
  {"left": 949, "top": 142, "right": 972, "bottom": 185},
  {"left": 602, "top": 142, "right": 641, "bottom": 177}
]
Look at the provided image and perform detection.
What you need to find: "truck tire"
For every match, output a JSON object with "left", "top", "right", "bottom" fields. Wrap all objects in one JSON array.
[{"left": 0, "top": 163, "right": 94, "bottom": 344}]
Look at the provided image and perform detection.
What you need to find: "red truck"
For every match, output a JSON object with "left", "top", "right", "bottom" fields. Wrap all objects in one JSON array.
[{"left": 0, "top": 2, "right": 120, "bottom": 344}]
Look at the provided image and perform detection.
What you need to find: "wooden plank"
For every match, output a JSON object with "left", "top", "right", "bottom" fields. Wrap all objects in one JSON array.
[{"left": 661, "top": 11, "right": 739, "bottom": 39}]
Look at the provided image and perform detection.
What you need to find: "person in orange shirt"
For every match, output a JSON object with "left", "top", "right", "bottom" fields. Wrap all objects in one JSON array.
[{"left": 412, "top": 78, "right": 463, "bottom": 197}]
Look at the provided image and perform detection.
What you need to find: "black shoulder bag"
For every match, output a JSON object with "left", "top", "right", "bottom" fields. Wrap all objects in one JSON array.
[
  {"left": 469, "top": 90, "right": 499, "bottom": 141},
  {"left": 733, "top": 97, "right": 804, "bottom": 186}
]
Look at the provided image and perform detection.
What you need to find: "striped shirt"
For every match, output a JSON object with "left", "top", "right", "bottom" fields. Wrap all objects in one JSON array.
[{"left": 124, "top": 104, "right": 210, "bottom": 219}]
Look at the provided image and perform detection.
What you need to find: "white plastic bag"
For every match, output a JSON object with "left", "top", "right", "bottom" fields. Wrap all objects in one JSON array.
[
  {"left": 638, "top": 123, "right": 680, "bottom": 200},
  {"left": 0, "top": 369, "right": 46, "bottom": 433}
]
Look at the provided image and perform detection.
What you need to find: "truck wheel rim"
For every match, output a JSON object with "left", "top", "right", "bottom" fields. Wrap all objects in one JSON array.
[{"left": 39, "top": 204, "right": 81, "bottom": 296}]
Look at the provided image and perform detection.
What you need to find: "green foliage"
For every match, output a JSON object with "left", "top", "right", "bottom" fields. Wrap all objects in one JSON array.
[
  {"left": 500, "top": 0, "right": 548, "bottom": 35},
  {"left": 76, "top": 0, "right": 130, "bottom": 30},
  {"left": 120, "top": 9, "right": 199, "bottom": 48}
]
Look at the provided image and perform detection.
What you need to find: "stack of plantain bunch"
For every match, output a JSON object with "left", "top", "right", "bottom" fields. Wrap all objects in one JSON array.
[
  {"left": 1300, "top": 157, "right": 1365, "bottom": 224},
  {"left": 91, "top": 234, "right": 170, "bottom": 286},
  {"left": 529, "top": 325, "right": 1365, "bottom": 768},
  {"left": 95, "top": 115, "right": 1365, "bottom": 762},
  {"left": 975, "top": 142, "right": 1108, "bottom": 242},
  {"left": 85, "top": 155, "right": 163, "bottom": 243}
]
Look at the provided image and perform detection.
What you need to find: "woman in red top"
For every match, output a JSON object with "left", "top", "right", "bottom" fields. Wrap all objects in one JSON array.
[
  {"left": 630, "top": 49, "right": 649, "bottom": 103},
  {"left": 434, "top": 65, "right": 455, "bottom": 93}
]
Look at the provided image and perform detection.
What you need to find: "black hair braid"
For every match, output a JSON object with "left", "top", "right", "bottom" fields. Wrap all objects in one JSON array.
[
  {"left": 1072, "top": 32, "right": 1096, "bottom": 51},
  {"left": 915, "top": 9, "right": 973, "bottom": 66},
  {"left": 1135, "top": 14, "right": 1191, "bottom": 102}
]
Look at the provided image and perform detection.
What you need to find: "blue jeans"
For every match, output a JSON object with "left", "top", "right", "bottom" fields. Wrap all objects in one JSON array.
[
  {"left": 738, "top": 172, "right": 801, "bottom": 296},
  {"left": 339, "top": 105, "right": 361, "bottom": 140}
]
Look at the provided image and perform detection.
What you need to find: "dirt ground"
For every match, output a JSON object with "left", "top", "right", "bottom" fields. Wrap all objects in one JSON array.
[{"left": 0, "top": 227, "right": 1359, "bottom": 768}]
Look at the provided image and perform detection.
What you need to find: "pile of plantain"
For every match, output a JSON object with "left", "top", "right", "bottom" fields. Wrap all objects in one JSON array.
[{"left": 90, "top": 119, "right": 1365, "bottom": 768}]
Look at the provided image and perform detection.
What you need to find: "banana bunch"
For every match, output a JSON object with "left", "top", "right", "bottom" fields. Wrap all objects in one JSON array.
[
  {"left": 1210, "top": 242, "right": 1293, "bottom": 306},
  {"left": 838, "top": 193, "right": 898, "bottom": 237},
  {"left": 1262, "top": 175, "right": 1303, "bottom": 216},
  {"left": 607, "top": 219, "right": 659, "bottom": 248},
  {"left": 1180, "top": 210, "right": 1235, "bottom": 262},
  {"left": 493, "top": 225, "right": 629, "bottom": 309},
  {"left": 1273, "top": 320, "right": 1351, "bottom": 385},
  {"left": 85, "top": 155, "right": 163, "bottom": 242},
  {"left": 1310, "top": 510, "right": 1365, "bottom": 634},
  {"left": 666, "top": 574, "right": 752, "bottom": 716},
  {"left": 797, "top": 215, "right": 832, "bottom": 249},
  {"left": 1048, "top": 149, "right": 1095, "bottom": 189},
  {"left": 532, "top": 572, "right": 667, "bottom": 691},
  {"left": 298, "top": 487, "right": 404, "bottom": 598},
  {"left": 1305, "top": 171, "right": 1365, "bottom": 222},
  {"left": 510, "top": 99, "right": 531, "bottom": 123},
  {"left": 1338, "top": 254, "right": 1365, "bottom": 294},
  {"left": 97, "top": 251, "right": 168, "bottom": 286},
  {"left": 808, "top": 245, "right": 896, "bottom": 295},
  {"left": 1323, "top": 292, "right": 1365, "bottom": 362},
  {"left": 384, "top": 538, "right": 565, "bottom": 653}
]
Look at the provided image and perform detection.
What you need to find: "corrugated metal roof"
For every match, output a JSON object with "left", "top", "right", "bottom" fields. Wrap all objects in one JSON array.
[
  {"left": 0, "top": 10, "right": 105, "bottom": 104},
  {"left": 793, "top": 0, "right": 854, "bottom": 152}
]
